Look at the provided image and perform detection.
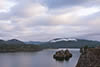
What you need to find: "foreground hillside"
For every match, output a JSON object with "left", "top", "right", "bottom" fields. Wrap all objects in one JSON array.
[
  {"left": 0, "top": 39, "right": 42, "bottom": 52},
  {"left": 41, "top": 38, "right": 100, "bottom": 48},
  {"left": 76, "top": 47, "right": 100, "bottom": 67}
]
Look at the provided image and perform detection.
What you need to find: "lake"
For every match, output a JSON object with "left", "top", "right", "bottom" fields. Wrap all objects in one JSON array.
[{"left": 0, "top": 48, "right": 80, "bottom": 67}]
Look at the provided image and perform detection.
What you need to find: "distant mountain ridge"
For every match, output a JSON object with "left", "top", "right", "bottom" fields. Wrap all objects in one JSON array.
[
  {"left": 0, "top": 39, "right": 25, "bottom": 45},
  {"left": 41, "top": 38, "right": 100, "bottom": 48},
  {"left": 25, "top": 41, "right": 45, "bottom": 45},
  {"left": 0, "top": 39, "right": 42, "bottom": 52},
  {"left": 7, "top": 39, "right": 25, "bottom": 45},
  {"left": 0, "top": 38, "right": 100, "bottom": 48}
]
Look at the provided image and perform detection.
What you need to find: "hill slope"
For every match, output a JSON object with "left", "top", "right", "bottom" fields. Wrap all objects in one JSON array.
[
  {"left": 41, "top": 38, "right": 100, "bottom": 48},
  {"left": 0, "top": 39, "right": 42, "bottom": 52}
]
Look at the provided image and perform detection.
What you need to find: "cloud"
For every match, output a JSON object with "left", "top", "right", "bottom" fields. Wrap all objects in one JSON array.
[
  {"left": 0, "top": 20, "right": 14, "bottom": 31},
  {"left": 41, "top": 0, "right": 100, "bottom": 9},
  {"left": 41, "top": 0, "right": 88, "bottom": 9},
  {"left": 0, "top": 0, "right": 15, "bottom": 12},
  {"left": 11, "top": 2, "right": 47, "bottom": 17},
  {"left": 48, "top": 6, "right": 100, "bottom": 25},
  {"left": 0, "top": 0, "right": 100, "bottom": 41}
]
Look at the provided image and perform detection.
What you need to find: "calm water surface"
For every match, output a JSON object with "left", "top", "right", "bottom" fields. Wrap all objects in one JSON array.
[{"left": 0, "top": 48, "right": 80, "bottom": 67}]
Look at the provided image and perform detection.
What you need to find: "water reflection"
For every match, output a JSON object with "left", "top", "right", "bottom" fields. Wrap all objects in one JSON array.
[{"left": 0, "top": 49, "right": 80, "bottom": 67}]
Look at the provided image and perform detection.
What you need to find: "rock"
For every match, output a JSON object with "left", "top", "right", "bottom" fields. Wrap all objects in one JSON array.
[
  {"left": 64, "top": 50, "right": 72, "bottom": 60},
  {"left": 53, "top": 49, "right": 72, "bottom": 61}
]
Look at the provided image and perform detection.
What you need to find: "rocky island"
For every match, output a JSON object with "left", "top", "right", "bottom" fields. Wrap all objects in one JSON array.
[
  {"left": 53, "top": 49, "right": 72, "bottom": 61},
  {"left": 76, "top": 47, "right": 100, "bottom": 67}
]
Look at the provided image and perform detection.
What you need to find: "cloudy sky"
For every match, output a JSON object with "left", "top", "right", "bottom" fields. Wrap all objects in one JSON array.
[{"left": 0, "top": 0, "right": 100, "bottom": 41}]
